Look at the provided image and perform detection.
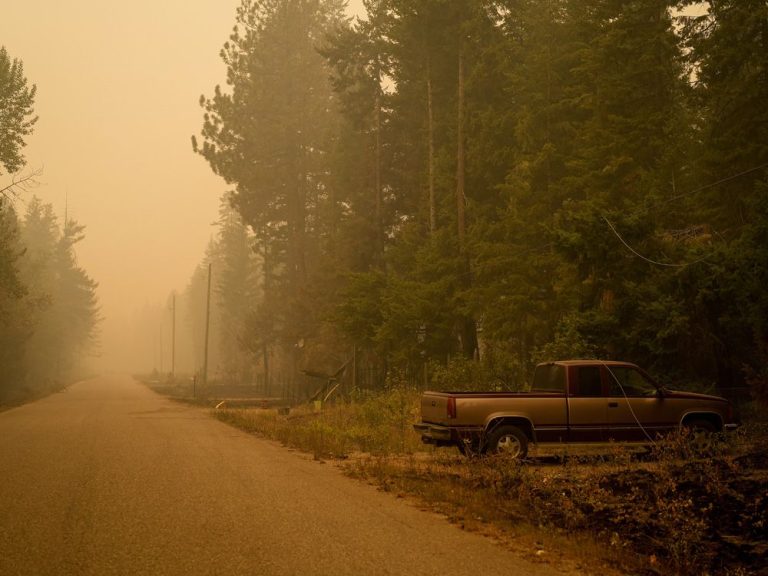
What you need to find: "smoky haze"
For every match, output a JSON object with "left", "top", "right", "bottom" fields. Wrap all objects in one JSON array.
[{"left": 0, "top": 0, "right": 364, "bottom": 373}]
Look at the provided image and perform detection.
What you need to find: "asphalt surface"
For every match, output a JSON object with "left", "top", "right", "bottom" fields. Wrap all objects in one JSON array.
[{"left": 0, "top": 376, "right": 565, "bottom": 576}]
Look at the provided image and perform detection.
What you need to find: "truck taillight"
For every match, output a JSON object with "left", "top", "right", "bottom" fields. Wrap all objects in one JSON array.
[{"left": 447, "top": 397, "right": 457, "bottom": 419}]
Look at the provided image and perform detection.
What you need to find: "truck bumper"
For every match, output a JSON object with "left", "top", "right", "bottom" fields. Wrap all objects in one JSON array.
[
  {"left": 413, "top": 423, "right": 453, "bottom": 445},
  {"left": 413, "top": 423, "right": 482, "bottom": 447}
]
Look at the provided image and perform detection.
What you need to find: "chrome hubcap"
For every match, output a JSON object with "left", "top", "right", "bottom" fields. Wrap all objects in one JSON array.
[{"left": 496, "top": 434, "right": 522, "bottom": 457}]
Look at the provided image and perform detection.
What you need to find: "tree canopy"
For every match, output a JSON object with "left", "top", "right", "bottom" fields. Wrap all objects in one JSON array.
[
  {"left": 0, "top": 51, "right": 99, "bottom": 402},
  {"left": 0, "top": 46, "right": 37, "bottom": 177},
  {"left": 190, "top": 0, "right": 768, "bottom": 401}
]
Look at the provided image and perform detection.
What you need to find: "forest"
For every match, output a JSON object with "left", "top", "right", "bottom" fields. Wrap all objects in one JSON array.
[
  {"left": 0, "top": 47, "right": 100, "bottom": 403},
  {"left": 184, "top": 0, "right": 763, "bottom": 402}
]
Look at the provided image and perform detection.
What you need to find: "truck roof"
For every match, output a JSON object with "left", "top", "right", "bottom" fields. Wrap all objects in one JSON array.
[{"left": 539, "top": 359, "right": 639, "bottom": 367}]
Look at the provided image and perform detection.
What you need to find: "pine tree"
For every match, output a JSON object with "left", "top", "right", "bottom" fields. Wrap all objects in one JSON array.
[
  {"left": 194, "top": 0, "right": 347, "bottom": 385},
  {"left": 675, "top": 0, "right": 768, "bottom": 389},
  {"left": 17, "top": 198, "right": 99, "bottom": 387},
  {"left": 0, "top": 201, "right": 31, "bottom": 396},
  {"left": 322, "top": 0, "right": 392, "bottom": 270},
  {"left": 215, "top": 195, "right": 259, "bottom": 384},
  {"left": 183, "top": 240, "right": 221, "bottom": 383},
  {"left": 54, "top": 219, "right": 100, "bottom": 371}
]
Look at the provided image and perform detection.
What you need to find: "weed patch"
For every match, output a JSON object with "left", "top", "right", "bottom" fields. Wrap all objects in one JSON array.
[
  {"left": 346, "top": 430, "right": 767, "bottom": 576},
  {"left": 212, "top": 386, "right": 425, "bottom": 458},
  {"left": 192, "top": 383, "right": 767, "bottom": 576}
]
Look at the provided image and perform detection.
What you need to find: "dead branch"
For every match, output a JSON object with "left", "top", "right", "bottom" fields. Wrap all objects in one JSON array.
[{"left": 0, "top": 167, "right": 43, "bottom": 201}]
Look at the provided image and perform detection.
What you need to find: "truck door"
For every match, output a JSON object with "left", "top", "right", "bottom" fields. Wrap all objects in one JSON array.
[
  {"left": 604, "top": 366, "right": 671, "bottom": 441},
  {"left": 567, "top": 365, "right": 608, "bottom": 441}
]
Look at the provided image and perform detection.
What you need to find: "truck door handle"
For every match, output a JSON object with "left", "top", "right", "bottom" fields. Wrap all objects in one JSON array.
[{"left": 608, "top": 402, "right": 618, "bottom": 408}]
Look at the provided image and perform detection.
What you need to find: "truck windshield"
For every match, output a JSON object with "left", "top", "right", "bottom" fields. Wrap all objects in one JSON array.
[
  {"left": 606, "top": 366, "right": 658, "bottom": 397},
  {"left": 531, "top": 364, "right": 566, "bottom": 393}
]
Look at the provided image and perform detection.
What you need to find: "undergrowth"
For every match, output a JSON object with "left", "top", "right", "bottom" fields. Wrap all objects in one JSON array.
[
  {"left": 348, "top": 426, "right": 767, "bottom": 576},
  {"left": 207, "top": 387, "right": 766, "bottom": 576},
  {"left": 213, "top": 386, "right": 425, "bottom": 458}
]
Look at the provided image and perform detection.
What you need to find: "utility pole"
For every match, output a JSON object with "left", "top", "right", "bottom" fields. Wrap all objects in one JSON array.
[
  {"left": 202, "top": 263, "right": 212, "bottom": 386},
  {"left": 171, "top": 292, "right": 176, "bottom": 380},
  {"left": 159, "top": 321, "right": 164, "bottom": 374}
]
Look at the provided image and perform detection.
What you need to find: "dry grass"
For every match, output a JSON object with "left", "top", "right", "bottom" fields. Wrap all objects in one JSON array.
[
  {"left": 204, "top": 388, "right": 766, "bottom": 576},
  {"left": 345, "top": 427, "right": 767, "bottom": 576},
  {"left": 344, "top": 452, "right": 633, "bottom": 575},
  {"left": 212, "top": 386, "right": 426, "bottom": 458}
]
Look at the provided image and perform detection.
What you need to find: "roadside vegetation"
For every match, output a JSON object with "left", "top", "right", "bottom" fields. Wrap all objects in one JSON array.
[
  {"left": 213, "top": 386, "right": 424, "bottom": 458},
  {"left": 194, "top": 387, "right": 767, "bottom": 576}
]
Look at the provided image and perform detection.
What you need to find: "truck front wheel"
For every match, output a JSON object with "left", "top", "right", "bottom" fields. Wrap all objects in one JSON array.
[{"left": 486, "top": 425, "right": 529, "bottom": 459}]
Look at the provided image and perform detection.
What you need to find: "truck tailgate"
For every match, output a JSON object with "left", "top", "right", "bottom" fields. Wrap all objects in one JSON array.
[{"left": 420, "top": 392, "right": 453, "bottom": 425}]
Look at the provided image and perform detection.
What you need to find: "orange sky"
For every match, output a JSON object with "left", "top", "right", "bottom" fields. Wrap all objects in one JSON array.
[{"left": 1, "top": 0, "right": 363, "bottom": 370}]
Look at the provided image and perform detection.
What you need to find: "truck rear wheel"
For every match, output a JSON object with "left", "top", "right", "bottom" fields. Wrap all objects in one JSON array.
[
  {"left": 486, "top": 425, "right": 528, "bottom": 459},
  {"left": 684, "top": 418, "right": 718, "bottom": 433}
]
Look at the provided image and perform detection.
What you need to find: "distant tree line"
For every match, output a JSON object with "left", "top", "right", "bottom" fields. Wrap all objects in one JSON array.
[
  {"left": 0, "top": 46, "right": 100, "bottom": 401},
  {"left": 187, "top": 0, "right": 767, "bottom": 400},
  {"left": 170, "top": 196, "right": 259, "bottom": 385}
]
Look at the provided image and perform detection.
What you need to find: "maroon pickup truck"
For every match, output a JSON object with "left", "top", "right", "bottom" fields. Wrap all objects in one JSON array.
[{"left": 413, "top": 360, "right": 738, "bottom": 458}]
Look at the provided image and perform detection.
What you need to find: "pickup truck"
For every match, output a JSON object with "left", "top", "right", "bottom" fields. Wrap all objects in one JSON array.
[{"left": 413, "top": 360, "right": 738, "bottom": 458}]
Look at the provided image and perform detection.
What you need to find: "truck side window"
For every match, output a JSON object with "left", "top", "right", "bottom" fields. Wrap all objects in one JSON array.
[
  {"left": 531, "top": 364, "right": 566, "bottom": 393},
  {"left": 607, "top": 367, "right": 658, "bottom": 397},
  {"left": 575, "top": 366, "right": 603, "bottom": 397}
]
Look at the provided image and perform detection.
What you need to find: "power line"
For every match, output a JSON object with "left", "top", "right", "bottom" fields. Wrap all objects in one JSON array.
[
  {"left": 602, "top": 161, "right": 768, "bottom": 267},
  {"left": 603, "top": 216, "right": 711, "bottom": 268},
  {"left": 654, "top": 162, "right": 768, "bottom": 209}
]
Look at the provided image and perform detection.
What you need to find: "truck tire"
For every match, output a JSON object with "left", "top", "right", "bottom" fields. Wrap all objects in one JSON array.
[
  {"left": 684, "top": 418, "right": 718, "bottom": 433},
  {"left": 683, "top": 418, "right": 720, "bottom": 454},
  {"left": 486, "top": 425, "right": 528, "bottom": 459}
]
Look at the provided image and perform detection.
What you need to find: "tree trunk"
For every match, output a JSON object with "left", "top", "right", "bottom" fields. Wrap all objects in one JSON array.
[
  {"left": 262, "top": 343, "right": 270, "bottom": 396},
  {"left": 375, "top": 72, "right": 384, "bottom": 262},
  {"left": 427, "top": 57, "right": 437, "bottom": 235},
  {"left": 456, "top": 47, "right": 466, "bottom": 250},
  {"left": 455, "top": 43, "right": 478, "bottom": 359}
]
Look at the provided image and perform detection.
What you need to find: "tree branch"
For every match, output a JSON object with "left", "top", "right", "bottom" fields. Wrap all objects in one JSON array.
[{"left": 0, "top": 167, "right": 43, "bottom": 200}]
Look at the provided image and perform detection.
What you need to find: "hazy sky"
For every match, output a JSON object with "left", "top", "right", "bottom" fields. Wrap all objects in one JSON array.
[{"left": 1, "top": 0, "right": 363, "bottom": 369}]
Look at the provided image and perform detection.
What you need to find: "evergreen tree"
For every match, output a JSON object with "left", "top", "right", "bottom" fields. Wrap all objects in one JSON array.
[
  {"left": 322, "top": 0, "right": 393, "bottom": 271},
  {"left": 675, "top": 0, "right": 768, "bottom": 389},
  {"left": 16, "top": 198, "right": 99, "bottom": 388},
  {"left": 54, "top": 219, "right": 100, "bottom": 371},
  {"left": 0, "top": 201, "right": 31, "bottom": 396},
  {"left": 183, "top": 239, "right": 222, "bottom": 382},
  {"left": 190, "top": 0, "right": 767, "bottom": 394},
  {"left": 536, "top": 0, "right": 691, "bottom": 367},
  {"left": 195, "top": 0, "right": 347, "bottom": 385},
  {"left": 215, "top": 195, "right": 259, "bottom": 384},
  {"left": 18, "top": 198, "right": 61, "bottom": 386}
]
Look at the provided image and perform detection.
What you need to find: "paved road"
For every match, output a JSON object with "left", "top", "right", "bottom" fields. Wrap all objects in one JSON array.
[{"left": 0, "top": 376, "right": 565, "bottom": 576}]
